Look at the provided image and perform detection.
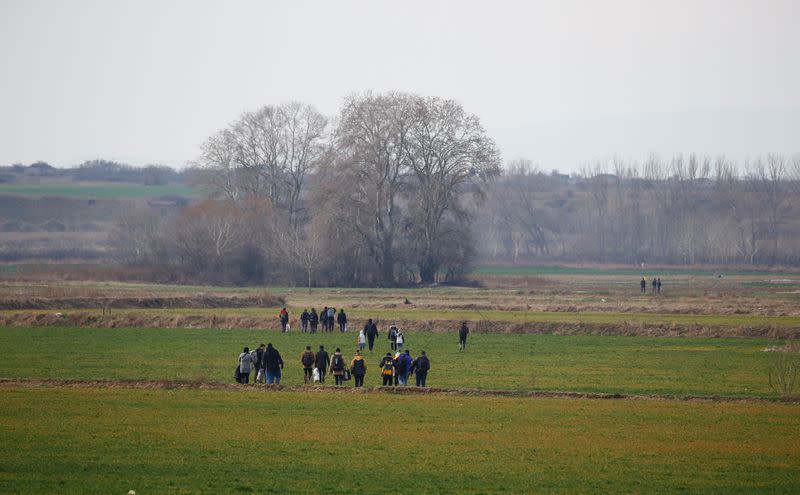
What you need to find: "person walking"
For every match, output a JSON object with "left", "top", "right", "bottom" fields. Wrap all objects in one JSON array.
[
  {"left": 309, "top": 308, "right": 319, "bottom": 334},
  {"left": 657, "top": 277, "right": 662, "bottom": 294},
  {"left": 350, "top": 350, "right": 367, "bottom": 387},
  {"left": 410, "top": 351, "right": 430, "bottom": 387},
  {"left": 388, "top": 323, "right": 398, "bottom": 351},
  {"left": 365, "top": 318, "right": 378, "bottom": 351},
  {"left": 379, "top": 352, "right": 395, "bottom": 386},
  {"left": 640, "top": 277, "right": 646, "bottom": 294},
  {"left": 327, "top": 307, "right": 336, "bottom": 332},
  {"left": 459, "top": 321, "right": 469, "bottom": 351},
  {"left": 237, "top": 346, "right": 255, "bottom": 384},
  {"left": 395, "top": 350, "right": 413, "bottom": 386},
  {"left": 395, "top": 330, "right": 405, "bottom": 352},
  {"left": 321, "top": 307, "right": 329, "bottom": 332},
  {"left": 651, "top": 277, "right": 657, "bottom": 295},
  {"left": 254, "top": 343, "right": 267, "bottom": 383},
  {"left": 300, "top": 309, "right": 310, "bottom": 333},
  {"left": 315, "top": 345, "right": 330, "bottom": 383},
  {"left": 337, "top": 308, "right": 348, "bottom": 332},
  {"left": 300, "top": 346, "right": 315, "bottom": 384},
  {"left": 279, "top": 307, "right": 289, "bottom": 332},
  {"left": 357, "top": 329, "right": 366, "bottom": 351},
  {"left": 262, "top": 343, "right": 284, "bottom": 385},
  {"left": 331, "top": 348, "right": 346, "bottom": 386}
]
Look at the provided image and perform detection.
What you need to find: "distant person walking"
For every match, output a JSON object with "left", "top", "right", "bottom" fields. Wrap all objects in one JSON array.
[
  {"left": 640, "top": 277, "right": 647, "bottom": 294},
  {"left": 254, "top": 343, "right": 267, "bottom": 383},
  {"left": 357, "top": 329, "right": 366, "bottom": 351},
  {"left": 337, "top": 309, "right": 348, "bottom": 332},
  {"left": 657, "top": 278, "right": 662, "bottom": 294},
  {"left": 262, "top": 343, "right": 284, "bottom": 385},
  {"left": 300, "top": 309, "right": 310, "bottom": 333},
  {"left": 331, "top": 348, "right": 346, "bottom": 386},
  {"left": 279, "top": 308, "right": 289, "bottom": 332},
  {"left": 651, "top": 278, "right": 657, "bottom": 294},
  {"left": 300, "top": 346, "right": 316, "bottom": 384},
  {"left": 410, "top": 351, "right": 430, "bottom": 387},
  {"left": 395, "top": 330, "right": 405, "bottom": 352},
  {"left": 379, "top": 352, "right": 394, "bottom": 386},
  {"left": 309, "top": 308, "right": 319, "bottom": 334},
  {"left": 321, "top": 307, "right": 329, "bottom": 332},
  {"left": 350, "top": 350, "right": 367, "bottom": 387},
  {"left": 315, "top": 345, "right": 330, "bottom": 383},
  {"left": 395, "top": 350, "right": 413, "bottom": 386},
  {"left": 237, "top": 346, "right": 255, "bottom": 384},
  {"left": 327, "top": 307, "right": 336, "bottom": 332},
  {"left": 365, "top": 318, "right": 378, "bottom": 351},
  {"left": 388, "top": 323, "right": 398, "bottom": 351},
  {"left": 459, "top": 321, "right": 469, "bottom": 351}
]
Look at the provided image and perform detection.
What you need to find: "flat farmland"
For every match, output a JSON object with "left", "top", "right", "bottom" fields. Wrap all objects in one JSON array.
[{"left": 1, "top": 387, "right": 798, "bottom": 494}]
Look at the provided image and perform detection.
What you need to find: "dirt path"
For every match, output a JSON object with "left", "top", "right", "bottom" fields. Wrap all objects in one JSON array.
[{"left": 1, "top": 378, "right": 797, "bottom": 403}]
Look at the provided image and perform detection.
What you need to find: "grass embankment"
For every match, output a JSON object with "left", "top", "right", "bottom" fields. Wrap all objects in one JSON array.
[
  {"left": 1, "top": 387, "right": 798, "bottom": 494},
  {"left": 0, "top": 327, "right": 788, "bottom": 397}
]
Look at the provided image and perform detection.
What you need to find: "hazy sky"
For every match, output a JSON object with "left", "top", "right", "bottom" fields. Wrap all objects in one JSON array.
[{"left": 1, "top": 0, "right": 798, "bottom": 173}]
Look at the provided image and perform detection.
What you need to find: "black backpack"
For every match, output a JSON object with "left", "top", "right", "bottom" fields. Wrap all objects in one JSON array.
[
  {"left": 332, "top": 354, "right": 344, "bottom": 370},
  {"left": 352, "top": 359, "right": 365, "bottom": 374},
  {"left": 302, "top": 351, "right": 314, "bottom": 367}
]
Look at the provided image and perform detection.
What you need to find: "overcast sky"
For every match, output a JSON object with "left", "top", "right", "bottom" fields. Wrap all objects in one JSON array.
[{"left": 1, "top": 0, "right": 798, "bottom": 173}]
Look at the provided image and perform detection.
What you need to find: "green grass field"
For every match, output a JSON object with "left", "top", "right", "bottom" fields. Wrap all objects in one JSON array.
[
  {"left": 1, "top": 387, "right": 798, "bottom": 494},
  {"left": 0, "top": 327, "right": 788, "bottom": 396},
  {"left": 0, "top": 182, "right": 199, "bottom": 198}
]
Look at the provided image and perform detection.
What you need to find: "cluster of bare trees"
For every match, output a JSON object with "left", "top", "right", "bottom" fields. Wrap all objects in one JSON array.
[
  {"left": 115, "top": 93, "right": 501, "bottom": 286},
  {"left": 481, "top": 154, "right": 800, "bottom": 266}
]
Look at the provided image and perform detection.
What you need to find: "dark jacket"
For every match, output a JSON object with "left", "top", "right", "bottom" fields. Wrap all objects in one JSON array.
[
  {"left": 255, "top": 347, "right": 266, "bottom": 369},
  {"left": 262, "top": 345, "right": 284, "bottom": 372},
  {"left": 301, "top": 310, "right": 309, "bottom": 323},
  {"left": 365, "top": 321, "right": 378, "bottom": 339},
  {"left": 338, "top": 311, "right": 347, "bottom": 324},
  {"left": 315, "top": 350, "right": 330, "bottom": 370},
  {"left": 459, "top": 324, "right": 469, "bottom": 340},
  {"left": 411, "top": 355, "right": 430, "bottom": 373},
  {"left": 388, "top": 326, "right": 398, "bottom": 342},
  {"left": 309, "top": 311, "right": 318, "bottom": 324},
  {"left": 395, "top": 353, "right": 412, "bottom": 374}
]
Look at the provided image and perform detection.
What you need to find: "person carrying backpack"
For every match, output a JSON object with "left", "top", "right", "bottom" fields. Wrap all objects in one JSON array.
[
  {"left": 410, "top": 351, "right": 431, "bottom": 387},
  {"left": 395, "top": 350, "right": 413, "bottom": 386},
  {"left": 388, "top": 323, "right": 398, "bottom": 351},
  {"left": 309, "top": 308, "right": 319, "bottom": 334},
  {"left": 315, "top": 345, "right": 330, "bottom": 383},
  {"left": 379, "top": 352, "right": 395, "bottom": 386},
  {"left": 350, "top": 350, "right": 367, "bottom": 387},
  {"left": 300, "top": 346, "right": 315, "bottom": 384},
  {"left": 395, "top": 330, "right": 405, "bottom": 352},
  {"left": 331, "top": 348, "right": 346, "bottom": 386},
  {"left": 300, "top": 309, "right": 309, "bottom": 333}
]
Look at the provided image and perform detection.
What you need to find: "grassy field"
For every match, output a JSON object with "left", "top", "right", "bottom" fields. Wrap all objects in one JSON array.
[
  {"left": 473, "top": 265, "right": 800, "bottom": 277},
  {"left": 0, "top": 327, "right": 788, "bottom": 397},
  {"left": 1, "top": 386, "right": 798, "bottom": 494},
  {"left": 0, "top": 182, "right": 199, "bottom": 198}
]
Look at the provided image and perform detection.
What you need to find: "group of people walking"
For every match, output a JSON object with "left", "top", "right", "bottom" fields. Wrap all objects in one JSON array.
[
  {"left": 237, "top": 343, "right": 431, "bottom": 388},
  {"left": 288, "top": 307, "right": 348, "bottom": 333},
  {"left": 639, "top": 277, "right": 663, "bottom": 294}
]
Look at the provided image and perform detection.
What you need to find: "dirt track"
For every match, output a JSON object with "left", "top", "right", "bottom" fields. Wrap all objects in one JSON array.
[
  {"left": 1, "top": 378, "right": 796, "bottom": 403},
  {"left": 1, "top": 311, "right": 797, "bottom": 339},
  {"left": 0, "top": 294, "right": 283, "bottom": 310}
]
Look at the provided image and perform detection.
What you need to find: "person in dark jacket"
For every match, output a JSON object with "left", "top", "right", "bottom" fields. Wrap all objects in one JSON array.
[
  {"left": 262, "top": 343, "right": 284, "bottom": 385},
  {"left": 651, "top": 277, "right": 657, "bottom": 294},
  {"left": 315, "top": 345, "right": 330, "bottom": 383},
  {"left": 459, "top": 321, "right": 469, "bottom": 351},
  {"left": 254, "top": 343, "right": 267, "bottom": 383},
  {"left": 395, "top": 350, "right": 413, "bottom": 386},
  {"left": 300, "top": 346, "right": 315, "bottom": 384},
  {"left": 331, "top": 348, "right": 346, "bottom": 386},
  {"left": 364, "top": 318, "right": 378, "bottom": 351},
  {"left": 379, "top": 352, "right": 394, "bottom": 386},
  {"left": 410, "top": 351, "right": 431, "bottom": 387},
  {"left": 337, "top": 309, "right": 348, "bottom": 332},
  {"left": 309, "top": 308, "right": 319, "bottom": 334},
  {"left": 300, "top": 309, "right": 310, "bottom": 333},
  {"left": 279, "top": 308, "right": 289, "bottom": 332},
  {"left": 350, "top": 350, "right": 367, "bottom": 387},
  {"left": 640, "top": 277, "right": 646, "bottom": 294},
  {"left": 388, "top": 323, "right": 398, "bottom": 351},
  {"left": 321, "top": 307, "right": 328, "bottom": 332},
  {"left": 657, "top": 277, "right": 662, "bottom": 293}
]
